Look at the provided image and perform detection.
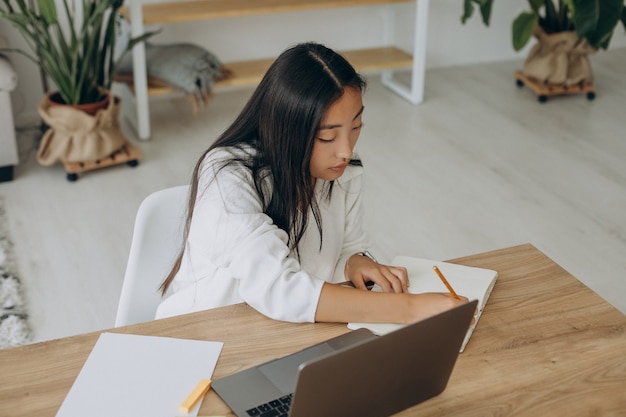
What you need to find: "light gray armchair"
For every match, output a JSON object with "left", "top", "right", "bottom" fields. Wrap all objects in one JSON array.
[{"left": 0, "top": 37, "right": 18, "bottom": 182}]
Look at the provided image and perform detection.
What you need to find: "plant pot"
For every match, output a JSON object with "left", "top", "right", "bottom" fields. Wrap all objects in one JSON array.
[
  {"left": 522, "top": 27, "right": 596, "bottom": 86},
  {"left": 46, "top": 92, "right": 110, "bottom": 116},
  {"left": 36, "top": 92, "right": 127, "bottom": 166}
]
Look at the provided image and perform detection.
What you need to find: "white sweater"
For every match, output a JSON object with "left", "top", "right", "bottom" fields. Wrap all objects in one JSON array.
[{"left": 155, "top": 147, "right": 370, "bottom": 322}]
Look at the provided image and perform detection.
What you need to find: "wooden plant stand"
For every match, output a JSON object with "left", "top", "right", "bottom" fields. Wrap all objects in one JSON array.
[
  {"left": 514, "top": 71, "right": 596, "bottom": 103},
  {"left": 63, "top": 140, "right": 142, "bottom": 182}
]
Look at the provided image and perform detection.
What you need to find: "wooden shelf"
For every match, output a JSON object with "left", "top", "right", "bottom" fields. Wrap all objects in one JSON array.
[
  {"left": 121, "top": 0, "right": 411, "bottom": 25},
  {"left": 115, "top": 46, "right": 413, "bottom": 97}
]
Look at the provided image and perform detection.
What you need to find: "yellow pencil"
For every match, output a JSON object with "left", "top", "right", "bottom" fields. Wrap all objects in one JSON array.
[
  {"left": 180, "top": 379, "right": 212, "bottom": 414},
  {"left": 433, "top": 265, "right": 460, "bottom": 300}
]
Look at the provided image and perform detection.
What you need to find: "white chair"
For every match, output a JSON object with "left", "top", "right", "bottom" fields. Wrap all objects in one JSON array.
[{"left": 115, "top": 185, "right": 190, "bottom": 326}]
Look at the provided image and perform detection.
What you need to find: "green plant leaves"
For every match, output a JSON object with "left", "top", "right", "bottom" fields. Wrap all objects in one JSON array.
[
  {"left": 461, "top": 0, "right": 493, "bottom": 25},
  {"left": 35, "top": 0, "right": 57, "bottom": 25},
  {"left": 459, "top": 0, "right": 625, "bottom": 52},
  {"left": 571, "top": 0, "right": 624, "bottom": 49},
  {"left": 1, "top": 0, "right": 156, "bottom": 104},
  {"left": 528, "top": 0, "right": 544, "bottom": 15},
  {"left": 512, "top": 12, "right": 539, "bottom": 51}
]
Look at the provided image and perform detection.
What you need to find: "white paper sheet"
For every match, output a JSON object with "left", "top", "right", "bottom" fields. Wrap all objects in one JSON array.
[{"left": 56, "top": 332, "right": 223, "bottom": 417}]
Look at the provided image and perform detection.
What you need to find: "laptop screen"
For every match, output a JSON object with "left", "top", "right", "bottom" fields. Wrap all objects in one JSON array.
[{"left": 213, "top": 300, "right": 477, "bottom": 417}]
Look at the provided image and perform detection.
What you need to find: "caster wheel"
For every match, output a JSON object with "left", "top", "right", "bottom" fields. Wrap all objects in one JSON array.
[
  {"left": 538, "top": 95, "right": 548, "bottom": 103},
  {"left": 127, "top": 159, "right": 139, "bottom": 168},
  {"left": 516, "top": 79, "right": 524, "bottom": 87},
  {"left": 586, "top": 92, "right": 596, "bottom": 100},
  {"left": 66, "top": 173, "right": 79, "bottom": 182}
]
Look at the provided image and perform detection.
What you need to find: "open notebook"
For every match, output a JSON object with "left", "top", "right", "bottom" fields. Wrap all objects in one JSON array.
[{"left": 348, "top": 256, "right": 498, "bottom": 352}]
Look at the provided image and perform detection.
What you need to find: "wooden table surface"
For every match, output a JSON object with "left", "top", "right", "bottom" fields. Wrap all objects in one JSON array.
[{"left": 1, "top": 243, "right": 625, "bottom": 416}]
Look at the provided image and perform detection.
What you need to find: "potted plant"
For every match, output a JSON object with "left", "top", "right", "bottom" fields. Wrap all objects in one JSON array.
[
  {"left": 0, "top": 0, "right": 155, "bottom": 167},
  {"left": 461, "top": 0, "right": 626, "bottom": 91}
]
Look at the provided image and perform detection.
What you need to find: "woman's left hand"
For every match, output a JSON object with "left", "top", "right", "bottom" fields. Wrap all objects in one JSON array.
[{"left": 345, "top": 254, "right": 409, "bottom": 293}]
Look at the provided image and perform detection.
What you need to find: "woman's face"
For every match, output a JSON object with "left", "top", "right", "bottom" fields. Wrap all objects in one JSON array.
[{"left": 310, "top": 87, "right": 364, "bottom": 182}]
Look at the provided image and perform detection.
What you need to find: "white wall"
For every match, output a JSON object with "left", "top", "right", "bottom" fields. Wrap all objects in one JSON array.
[{"left": 2, "top": 0, "right": 625, "bottom": 127}]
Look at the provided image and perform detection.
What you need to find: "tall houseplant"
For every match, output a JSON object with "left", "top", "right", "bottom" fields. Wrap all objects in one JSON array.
[
  {"left": 0, "top": 0, "right": 153, "bottom": 105},
  {"left": 1, "top": 0, "right": 156, "bottom": 169}
]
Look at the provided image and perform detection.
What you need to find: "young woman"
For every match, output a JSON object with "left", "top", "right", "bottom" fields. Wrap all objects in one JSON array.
[{"left": 155, "top": 42, "right": 468, "bottom": 323}]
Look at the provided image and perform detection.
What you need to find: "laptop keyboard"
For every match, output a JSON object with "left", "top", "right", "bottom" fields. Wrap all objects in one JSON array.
[{"left": 246, "top": 393, "right": 293, "bottom": 416}]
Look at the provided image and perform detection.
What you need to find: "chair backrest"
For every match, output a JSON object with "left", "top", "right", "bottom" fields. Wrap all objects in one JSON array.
[{"left": 115, "top": 185, "right": 190, "bottom": 327}]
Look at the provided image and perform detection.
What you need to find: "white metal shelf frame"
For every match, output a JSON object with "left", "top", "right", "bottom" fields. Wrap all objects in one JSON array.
[{"left": 124, "top": 0, "right": 430, "bottom": 140}]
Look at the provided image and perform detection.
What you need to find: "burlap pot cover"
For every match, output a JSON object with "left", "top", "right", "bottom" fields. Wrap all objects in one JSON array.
[
  {"left": 36, "top": 93, "right": 126, "bottom": 166},
  {"left": 523, "top": 27, "right": 596, "bottom": 86}
]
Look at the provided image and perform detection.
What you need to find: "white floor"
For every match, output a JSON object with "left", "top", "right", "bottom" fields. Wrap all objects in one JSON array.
[{"left": 2, "top": 49, "right": 625, "bottom": 344}]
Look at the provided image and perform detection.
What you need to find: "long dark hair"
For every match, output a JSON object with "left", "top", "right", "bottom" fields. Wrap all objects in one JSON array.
[{"left": 160, "top": 42, "right": 367, "bottom": 295}]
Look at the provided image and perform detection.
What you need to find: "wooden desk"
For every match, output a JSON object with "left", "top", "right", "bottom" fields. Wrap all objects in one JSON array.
[{"left": 1, "top": 244, "right": 625, "bottom": 416}]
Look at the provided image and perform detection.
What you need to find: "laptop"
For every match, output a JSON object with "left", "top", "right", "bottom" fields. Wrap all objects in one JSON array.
[{"left": 212, "top": 300, "right": 477, "bottom": 417}]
